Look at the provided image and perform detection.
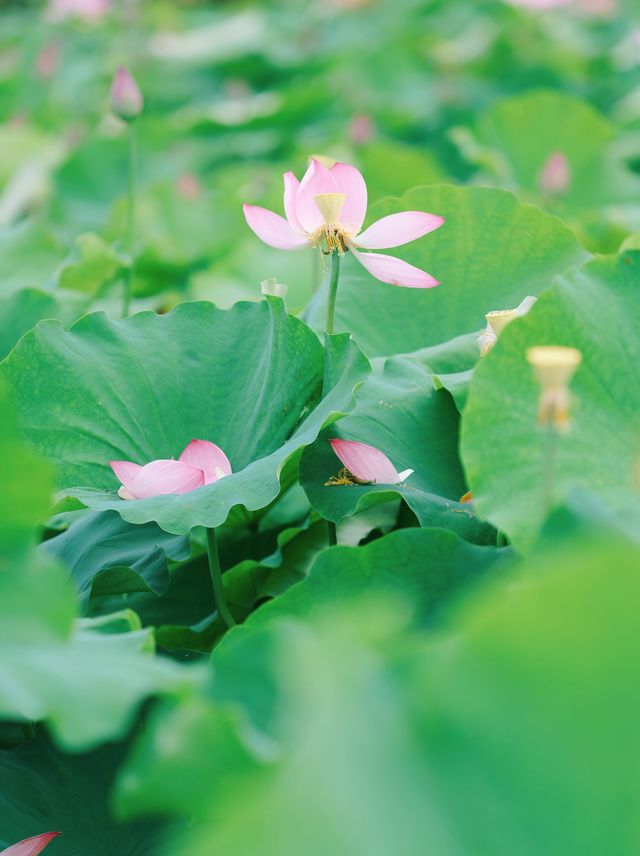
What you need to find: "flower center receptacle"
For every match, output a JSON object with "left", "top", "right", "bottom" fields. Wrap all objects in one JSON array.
[{"left": 311, "top": 193, "right": 350, "bottom": 254}]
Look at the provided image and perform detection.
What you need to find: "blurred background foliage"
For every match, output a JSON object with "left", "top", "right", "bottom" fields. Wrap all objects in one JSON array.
[{"left": 1, "top": 0, "right": 640, "bottom": 853}]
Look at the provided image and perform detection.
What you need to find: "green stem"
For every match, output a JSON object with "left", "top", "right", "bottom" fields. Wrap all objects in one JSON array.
[
  {"left": 327, "top": 521, "right": 337, "bottom": 547},
  {"left": 122, "top": 122, "right": 137, "bottom": 317},
  {"left": 324, "top": 251, "right": 341, "bottom": 335},
  {"left": 206, "top": 528, "right": 236, "bottom": 629},
  {"left": 542, "top": 422, "right": 557, "bottom": 518},
  {"left": 496, "top": 530, "right": 508, "bottom": 548}
]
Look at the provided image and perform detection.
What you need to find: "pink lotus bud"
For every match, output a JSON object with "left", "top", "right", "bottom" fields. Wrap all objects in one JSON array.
[
  {"left": 348, "top": 114, "right": 374, "bottom": 146},
  {"left": 176, "top": 173, "right": 202, "bottom": 200},
  {"left": 110, "top": 66, "right": 143, "bottom": 122},
  {"left": 538, "top": 151, "right": 571, "bottom": 196},
  {"left": 36, "top": 43, "right": 59, "bottom": 80}
]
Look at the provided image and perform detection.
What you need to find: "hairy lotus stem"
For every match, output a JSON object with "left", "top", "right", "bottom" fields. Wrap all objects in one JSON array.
[
  {"left": 206, "top": 527, "right": 236, "bottom": 630},
  {"left": 122, "top": 123, "right": 137, "bottom": 317},
  {"left": 325, "top": 251, "right": 341, "bottom": 335}
]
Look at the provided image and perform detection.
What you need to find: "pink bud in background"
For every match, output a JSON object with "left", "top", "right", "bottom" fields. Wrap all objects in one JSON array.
[
  {"left": 177, "top": 173, "right": 202, "bottom": 200},
  {"left": 110, "top": 66, "right": 143, "bottom": 122},
  {"left": 538, "top": 151, "right": 571, "bottom": 196},
  {"left": 47, "top": 0, "right": 110, "bottom": 21},
  {"left": 36, "top": 43, "right": 59, "bottom": 80},
  {"left": 348, "top": 114, "right": 375, "bottom": 146},
  {"left": 1, "top": 832, "right": 61, "bottom": 855}
]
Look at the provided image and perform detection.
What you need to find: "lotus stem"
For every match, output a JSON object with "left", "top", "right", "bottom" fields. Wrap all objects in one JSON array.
[
  {"left": 206, "top": 527, "right": 236, "bottom": 630},
  {"left": 542, "top": 422, "right": 558, "bottom": 517},
  {"left": 122, "top": 123, "right": 137, "bottom": 317},
  {"left": 327, "top": 521, "right": 338, "bottom": 546},
  {"left": 324, "top": 251, "right": 341, "bottom": 335}
]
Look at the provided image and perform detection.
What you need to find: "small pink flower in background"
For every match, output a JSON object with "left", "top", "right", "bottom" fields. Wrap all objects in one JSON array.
[
  {"left": 47, "top": 0, "right": 110, "bottom": 21},
  {"left": 110, "top": 66, "right": 144, "bottom": 122},
  {"left": 111, "top": 439, "right": 232, "bottom": 500},
  {"left": 329, "top": 438, "right": 414, "bottom": 484},
  {"left": 243, "top": 158, "right": 444, "bottom": 288},
  {"left": 1, "top": 832, "right": 61, "bottom": 856},
  {"left": 538, "top": 151, "right": 571, "bottom": 196}
]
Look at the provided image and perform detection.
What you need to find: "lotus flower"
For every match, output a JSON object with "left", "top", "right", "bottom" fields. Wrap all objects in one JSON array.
[
  {"left": 329, "top": 439, "right": 414, "bottom": 484},
  {"left": 538, "top": 151, "right": 571, "bottom": 196},
  {"left": 1, "top": 833, "right": 61, "bottom": 856},
  {"left": 110, "top": 439, "right": 231, "bottom": 500},
  {"left": 243, "top": 158, "right": 444, "bottom": 288}
]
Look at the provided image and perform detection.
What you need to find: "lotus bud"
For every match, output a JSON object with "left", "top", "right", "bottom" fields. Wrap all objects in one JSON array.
[
  {"left": 538, "top": 151, "right": 570, "bottom": 197},
  {"left": 261, "top": 278, "right": 288, "bottom": 298},
  {"left": 527, "top": 345, "right": 582, "bottom": 431},
  {"left": 110, "top": 66, "right": 143, "bottom": 122}
]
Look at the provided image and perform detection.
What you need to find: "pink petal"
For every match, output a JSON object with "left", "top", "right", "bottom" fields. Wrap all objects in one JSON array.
[
  {"left": 109, "top": 460, "right": 142, "bottom": 492},
  {"left": 243, "top": 205, "right": 309, "bottom": 250},
  {"left": 294, "top": 158, "right": 338, "bottom": 232},
  {"left": 351, "top": 249, "right": 440, "bottom": 288},
  {"left": 283, "top": 171, "right": 304, "bottom": 233},
  {"left": 329, "top": 163, "right": 368, "bottom": 232},
  {"left": 179, "top": 439, "right": 232, "bottom": 485},
  {"left": 1, "top": 833, "right": 61, "bottom": 856},
  {"left": 129, "top": 460, "right": 205, "bottom": 499},
  {"left": 329, "top": 438, "right": 402, "bottom": 484},
  {"left": 355, "top": 211, "right": 444, "bottom": 249}
]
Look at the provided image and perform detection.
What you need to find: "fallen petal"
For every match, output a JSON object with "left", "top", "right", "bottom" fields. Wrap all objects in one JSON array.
[
  {"left": 356, "top": 211, "right": 444, "bottom": 249},
  {"left": 243, "top": 205, "right": 309, "bottom": 250},
  {"left": 330, "top": 162, "right": 368, "bottom": 232},
  {"left": 128, "top": 459, "right": 205, "bottom": 499},
  {"left": 179, "top": 439, "right": 232, "bottom": 485},
  {"left": 351, "top": 249, "right": 440, "bottom": 288},
  {"left": 329, "top": 438, "right": 406, "bottom": 484},
  {"left": 1, "top": 832, "right": 61, "bottom": 856},
  {"left": 295, "top": 158, "right": 338, "bottom": 232}
]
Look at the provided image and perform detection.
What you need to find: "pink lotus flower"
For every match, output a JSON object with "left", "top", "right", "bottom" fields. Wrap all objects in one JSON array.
[
  {"left": 110, "top": 439, "right": 231, "bottom": 501},
  {"left": 243, "top": 159, "right": 444, "bottom": 288},
  {"left": 329, "top": 439, "right": 414, "bottom": 484},
  {"left": 110, "top": 66, "right": 143, "bottom": 122},
  {"left": 1, "top": 833, "right": 60, "bottom": 856}
]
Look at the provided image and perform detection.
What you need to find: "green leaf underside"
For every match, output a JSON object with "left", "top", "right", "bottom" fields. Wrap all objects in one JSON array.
[{"left": 0, "top": 299, "right": 370, "bottom": 535}]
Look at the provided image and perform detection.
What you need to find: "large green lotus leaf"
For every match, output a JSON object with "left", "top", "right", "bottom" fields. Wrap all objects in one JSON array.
[
  {"left": 0, "top": 288, "right": 85, "bottom": 362},
  {"left": 307, "top": 185, "right": 586, "bottom": 356},
  {"left": 300, "top": 355, "right": 494, "bottom": 544},
  {"left": 115, "top": 604, "right": 450, "bottom": 855},
  {"left": 0, "top": 732, "right": 171, "bottom": 854},
  {"left": 41, "top": 511, "right": 190, "bottom": 611},
  {"left": 0, "top": 299, "right": 369, "bottom": 535},
  {"left": 460, "top": 251, "right": 640, "bottom": 552},
  {"left": 0, "top": 613, "right": 200, "bottom": 750},
  {"left": 0, "top": 381, "right": 54, "bottom": 562},
  {"left": 473, "top": 90, "right": 640, "bottom": 209},
  {"left": 420, "top": 534, "right": 640, "bottom": 856},
  {"left": 249, "top": 528, "right": 508, "bottom": 630}
]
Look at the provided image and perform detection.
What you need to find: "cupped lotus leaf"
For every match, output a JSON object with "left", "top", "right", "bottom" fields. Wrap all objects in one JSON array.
[
  {"left": 301, "top": 355, "right": 495, "bottom": 544},
  {"left": 460, "top": 252, "right": 640, "bottom": 552},
  {"left": 0, "top": 299, "right": 370, "bottom": 535},
  {"left": 0, "top": 732, "right": 170, "bottom": 854},
  {"left": 307, "top": 185, "right": 586, "bottom": 356}
]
